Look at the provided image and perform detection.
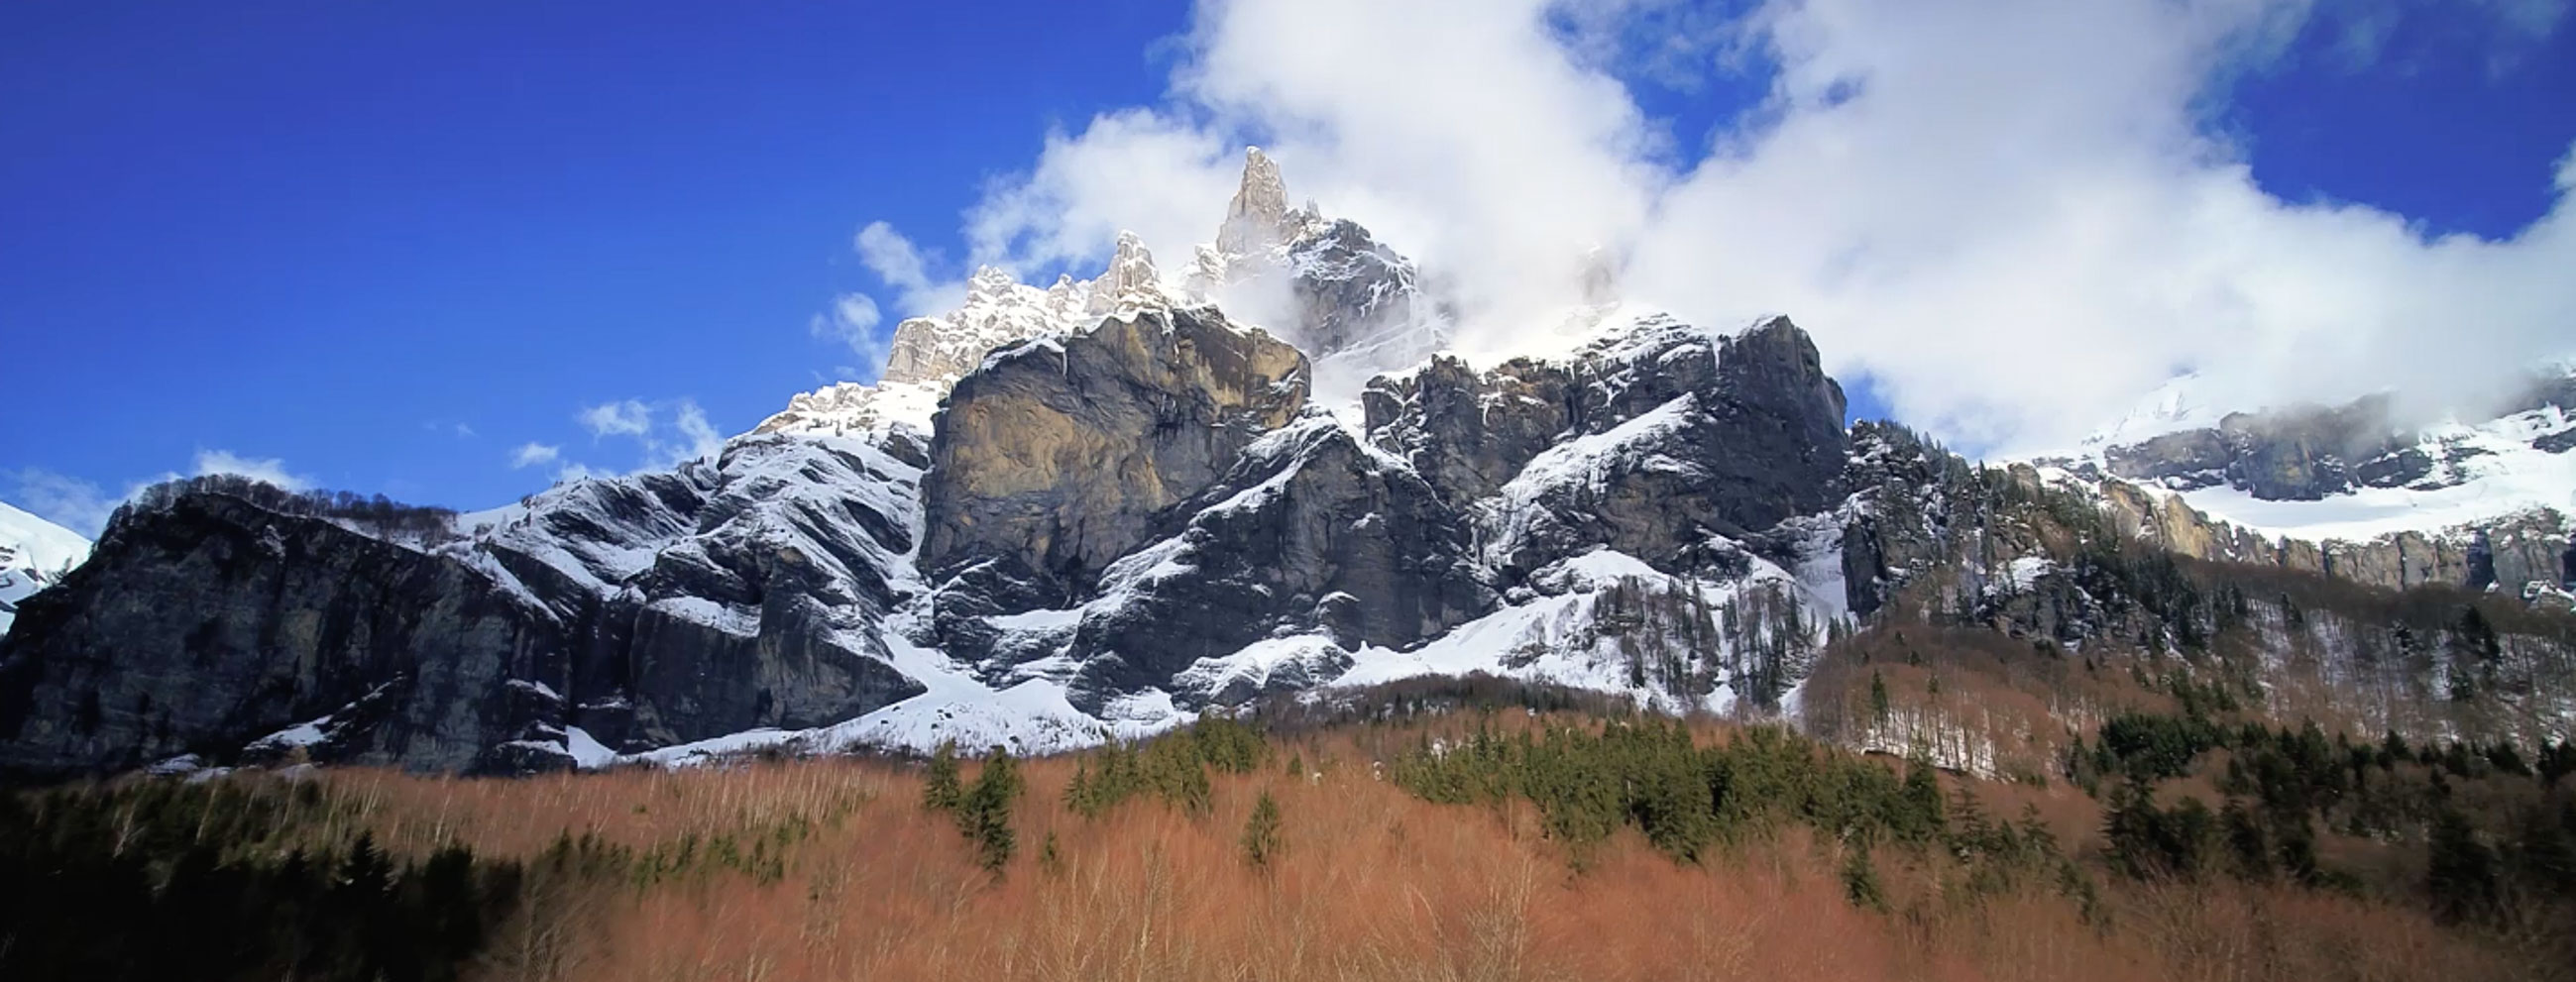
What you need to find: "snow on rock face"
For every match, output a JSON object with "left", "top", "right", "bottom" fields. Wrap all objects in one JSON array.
[
  {"left": 0, "top": 500, "right": 90, "bottom": 636},
  {"left": 756, "top": 245, "right": 1169, "bottom": 442},
  {"left": 889, "top": 266, "right": 1093, "bottom": 386},
  {"left": 2159, "top": 404, "right": 2576, "bottom": 544},
  {"left": 7, "top": 147, "right": 1888, "bottom": 774},
  {"left": 2013, "top": 371, "right": 2576, "bottom": 597},
  {"left": 1332, "top": 547, "right": 1836, "bottom": 715},
  {"left": 1185, "top": 148, "right": 1452, "bottom": 406},
  {"left": 2058, "top": 367, "right": 2576, "bottom": 527}
]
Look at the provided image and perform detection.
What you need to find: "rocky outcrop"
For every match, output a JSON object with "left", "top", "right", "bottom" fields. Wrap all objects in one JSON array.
[
  {"left": 0, "top": 435, "right": 930, "bottom": 777},
  {"left": 0, "top": 494, "right": 567, "bottom": 776},
  {"left": 2103, "top": 396, "right": 2410, "bottom": 500},
  {"left": 1368, "top": 314, "right": 1848, "bottom": 578},
  {"left": 920, "top": 307, "right": 1309, "bottom": 605},
  {"left": 2100, "top": 376, "right": 2576, "bottom": 502},
  {"left": 1215, "top": 147, "right": 1289, "bottom": 257},
  {"left": 885, "top": 267, "right": 1090, "bottom": 387},
  {"left": 1060, "top": 416, "right": 1494, "bottom": 708},
  {"left": 1189, "top": 149, "right": 1450, "bottom": 400},
  {"left": 2093, "top": 483, "right": 2571, "bottom": 595},
  {"left": 1839, "top": 418, "right": 2575, "bottom": 621}
]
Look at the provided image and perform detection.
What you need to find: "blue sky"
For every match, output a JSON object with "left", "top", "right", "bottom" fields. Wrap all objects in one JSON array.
[{"left": 4, "top": 0, "right": 2572, "bottom": 534}]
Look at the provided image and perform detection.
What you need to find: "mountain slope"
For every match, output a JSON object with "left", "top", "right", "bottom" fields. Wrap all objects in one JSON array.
[
  {"left": 5, "top": 150, "right": 2573, "bottom": 778},
  {"left": 0, "top": 502, "right": 90, "bottom": 637}
]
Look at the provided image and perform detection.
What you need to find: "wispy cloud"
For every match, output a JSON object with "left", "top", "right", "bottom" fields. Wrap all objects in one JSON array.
[
  {"left": 5, "top": 468, "right": 118, "bottom": 537},
  {"left": 10, "top": 450, "right": 311, "bottom": 537},
  {"left": 509, "top": 443, "right": 561, "bottom": 469},
  {"left": 193, "top": 449, "right": 309, "bottom": 491},
  {"left": 578, "top": 399, "right": 653, "bottom": 439},
  {"left": 553, "top": 398, "right": 725, "bottom": 481},
  {"left": 809, "top": 292, "right": 892, "bottom": 373}
]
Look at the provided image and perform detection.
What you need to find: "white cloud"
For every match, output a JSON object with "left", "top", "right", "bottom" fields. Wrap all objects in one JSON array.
[
  {"left": 658, "top": 400, "right": 723, "bottom": 468},
  {"left": 810, "top": 292, "right": 892, "bottom": 371},
  {"left": 853, "top": 220, "right": 966, "bottom": 317},
  {"left": 578, "top": 399, "right": 653, "bottom": 438},
  {"left": 7, "top": 468, "right": 117, "bottom": 537},
  {"left": 962, "top": 110, "right": 1246, "bottom": 281},
  {"left": 564, "top": 398, "right": 725, "bottom": 474},
  {"left": 193, "top": 450, "right": 310, "bottom": 491},
  {"left": 868, "top": 0, "right": 2576, "bottom": 453},
  {"left": 510, "top": 443, "right": 562, "bottom": 469}
]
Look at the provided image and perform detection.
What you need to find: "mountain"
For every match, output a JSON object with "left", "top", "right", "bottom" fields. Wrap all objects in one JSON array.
[
  {"left": 0, "top": 502, "right": 90, "bottom": 637},
  {"left": 5, "top": 151, "right": 2573, "bottom": 779},
  {"left": 2034, "top": 373, "right": 2576, "bottom": 600}
]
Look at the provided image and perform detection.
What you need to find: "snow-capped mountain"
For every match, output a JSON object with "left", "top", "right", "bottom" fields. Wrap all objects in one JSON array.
[
  {"left": 758, "top": 147, "right": 1452, "bottom": 443},
  {"left": 0, "top": 502, "right": 90, "bottom": 637},
  {"left": 2033, "top": 370, "right": 2576, "bottom": 593},
  {"left": 6, "top": 149, "right": 2571, "bottom": 779}
]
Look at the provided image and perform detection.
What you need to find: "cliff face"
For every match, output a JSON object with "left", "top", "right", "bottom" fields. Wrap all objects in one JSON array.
[
  {"left": 2083, "top": 476, "right": 2569, "bottom": 595},
  {"left": 919, "top": 307, "right": 1310, "bottom": 605},
  {"left": 0, "top": 495, "right": 560, "bottom": 775},
  {"left": 0, "top": 435, "right": 930, "bottom": 777},
  {"left": 904, "top": 309, "right": 1860, "bottom": 714},
  {"left": 1366, "top": 314, "right": 1848, "bottom": 579},
  {"left": 9, "top": 146, "right": 2573, "bottom": 777}
]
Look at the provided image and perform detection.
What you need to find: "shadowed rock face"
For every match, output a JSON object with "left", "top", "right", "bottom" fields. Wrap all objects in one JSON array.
[
  {"left": 1060, "top": 418, "right": 1495, "bottom": 709},
  {"left": 1366, "top": 315, "right": 1848, "bottom": 577},
  {"left": 2092, "top": 387, "right": 2576, "bottom": 502},
  {"left": 920, "top": 307, "right": 1309, "bottom": 605},
  {"left": 0, "top": 436, "right": 929, "bottom": 777},
  {"left": 0, "top": 495, "right": 560, "bottom": 775}
]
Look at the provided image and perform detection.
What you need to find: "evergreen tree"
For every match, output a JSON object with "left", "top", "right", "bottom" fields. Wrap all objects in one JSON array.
[
  {"left": 923, "top": 740, "right": 963, "bottom": 814},
  {"left": 958, "top": 748, "right": 1023, "bottom": 873},
  {"left": 1868, "top": 670, "right": 1890, "bottom": 725},
  {"left": 2426, "top": 808, "right": 2498, "bottom": 923},
  {"left": 1240, "top": 791, "right": 1284, "bottom": 868},
  {"left": 1899, "top": 756, "right": 1947, "bottom": 844},
  {"left": 2222, "top": 799, "right": 2273, "bottom": 881},
  {"left": 1038, "top": 830, "right": 1064, "bottom": 878},
  {"left": 1842, "top": 846, "right": 1887, "bottom": 911}
]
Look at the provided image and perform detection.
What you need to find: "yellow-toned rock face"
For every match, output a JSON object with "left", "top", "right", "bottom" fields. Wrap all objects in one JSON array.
[{"left": 921, "top": 307, "right": 1308, "bottom": 598}]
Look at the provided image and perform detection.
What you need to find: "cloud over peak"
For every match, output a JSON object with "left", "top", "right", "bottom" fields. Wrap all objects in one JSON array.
[
  {"left": 192, "top": 450, "right": 309, "bottom": 491},
  {"left": 853, "top": 0, "right": 2575, "bottom": 452}
]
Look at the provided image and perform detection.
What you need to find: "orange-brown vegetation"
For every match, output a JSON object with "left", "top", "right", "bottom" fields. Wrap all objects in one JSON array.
[{"left": 236, "top": 718, "right": 2556, "bottom": 982}]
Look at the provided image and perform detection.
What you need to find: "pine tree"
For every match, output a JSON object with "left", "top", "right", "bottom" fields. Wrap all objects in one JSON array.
[
  {"left": 923, "top": 740, "right": 962, "bottom": 814},
  {"left": 1038, "top": 830, "right": 1064, "bottom": 878},
  {"left": 959, "top": 748, "right": 1022, "bottom": 873},
  {"left": 1064, "top": 759, "right": 1093, "bottom": 815},
  {"left": 1842, "top": 845, "right": 1887, "bottom": 911},
  {"left": 1240, "top": 791, "right": 1284, "bottom": 868},
  {"left": 1900, "top": 756, "right": 1946, "bottom": 843},
  {"left": 2427, "top": 808, "right": 2497, "bottom": 923},
  {"left": 1868, "top": 670, "right": 1890, "bottom": 725}
]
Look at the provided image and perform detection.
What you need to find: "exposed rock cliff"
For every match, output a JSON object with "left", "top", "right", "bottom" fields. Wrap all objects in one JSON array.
[
  {"left": 920, "top": 307, "right": 1309, "bottom": 604},
  {"left": 1367, "top": 314, "right": 1848, "bottom": 578},
  {"left": 0, "top": 434, "right": 929, "bottom": 777}
]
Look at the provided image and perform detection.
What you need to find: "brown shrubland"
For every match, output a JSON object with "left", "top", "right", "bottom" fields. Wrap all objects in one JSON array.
[{"left": 256, "top": 719, "right": 2559, "bottom": 982}]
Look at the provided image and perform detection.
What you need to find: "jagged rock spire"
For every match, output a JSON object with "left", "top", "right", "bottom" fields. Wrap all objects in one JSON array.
[
  {"left": 1085, "top": 230, "right": 1166, "bottom": 315},
  {"left": 1217, "top": 146, "right": 1290, "bottom": 256}
]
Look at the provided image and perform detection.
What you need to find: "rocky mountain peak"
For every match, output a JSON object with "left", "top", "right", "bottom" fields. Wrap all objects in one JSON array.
[
  {"left": 1217, "top": 146, "right": 1290, "bottom": 256},
  {"left": 1084, "top": 231, "right": 1172, "bottom": 317}
]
